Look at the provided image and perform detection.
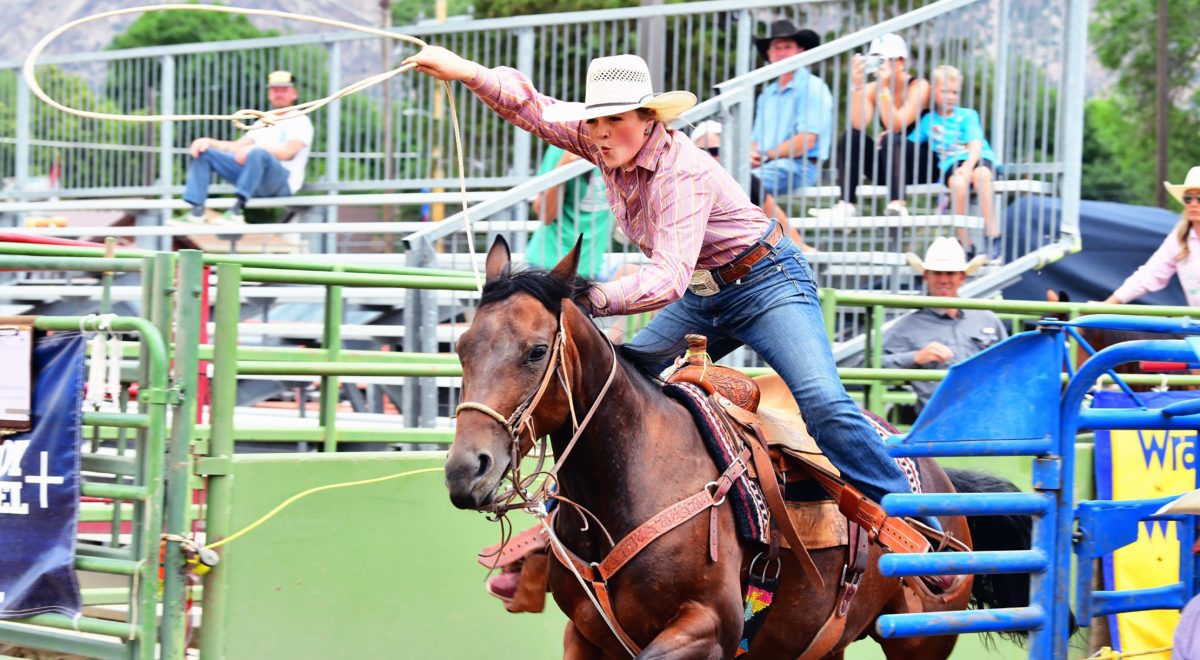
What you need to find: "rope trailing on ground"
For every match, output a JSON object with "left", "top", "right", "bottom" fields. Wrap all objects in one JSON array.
[
  {"left": 23, "top": 4, "right": 482, "bottom": 289},
  {"left": 205, "top": 466, "right": 444, "bottom": 550}
]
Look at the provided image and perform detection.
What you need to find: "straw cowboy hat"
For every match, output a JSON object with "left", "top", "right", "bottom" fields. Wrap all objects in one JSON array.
[
  {"left": 1163, "top": 166, "right": 1200, "bottom": 205},
  {"left": 905, "top": 237, "right": 989, "bottom": 275},
  {"left": 754, "top": 20, "right": 821, "bottom": 60},
  {"left": 1156, "top": 489, "right": 1200, "bottom": 515},
  {"left": 542, "top": 55, "right": 696, "bottom": 124}
]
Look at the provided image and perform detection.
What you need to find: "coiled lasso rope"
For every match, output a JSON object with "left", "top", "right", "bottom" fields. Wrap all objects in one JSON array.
[{"left": 23, "top": 3, "right": 483, "bottom": 289}]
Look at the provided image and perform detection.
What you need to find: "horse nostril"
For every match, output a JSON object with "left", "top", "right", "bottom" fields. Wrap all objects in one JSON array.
[{"left": 475, "top": 452, "right": 492, "bottom": 479}]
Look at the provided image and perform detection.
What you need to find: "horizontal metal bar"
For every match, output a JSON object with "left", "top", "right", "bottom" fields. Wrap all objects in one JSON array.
[
  {"left": 235, "top": 361, "right": 463, "bottom": 377},
  {"left": 1067, "top": 314, "right": 1200, "bottom": 335},
  {"left": 198, "top": 345, "right": 460, "bottom": 364},
  {"left": 1077, "top": 409, "right": 1200, "bottom": 432},
  {"left": 191, "top": 426, "right": 453, "bottom": 444},
  {"left": 0, "top": 620, "right": 127, "bottom": 659},
  {"left": 81, "top": 411, "right": 149, "bottom": 429},
  {"left": 0, "top": 256, "right": 139, "bottom": 272},
  {"left": 877, "top": 550, "right": 1048, "bottom": 578},
  {"left": 882, "top": 492, "right": 1051, "bottom": 518},
  {"left": 74, "top": 555, "right": 140, "bottom": 576},
  {"left": 80, "top": 453, "right": 138, "bottom": 477},
  {"left": 239, "top": 268, "right": 480, "bottom": 290},
  {"left": 82, "top": 587, "right": 132, "bottom": 606},
  {"left": 81, "top": 481, "right": 148, "bottom": 502},
  {"left": 1089, "top": 584, "right": 1189, "bottom": 617},
  {"left": 75, "top": 543, "right": 135, "bottom": 561},
  {"left": 885, "top": 437, "right": 1055, "bottom": 458},
  {"left": 876, "top": 606, "right": 1045, "bottom": 638},
  {"left": 1160, "top": 396, "right": 1200, "bottom": 417},
  {"left": 0, "top": 191, "right": 500, "bottom": 213},
  {"left": 6, "top": 613, "right": 135, "bottom": 642}
]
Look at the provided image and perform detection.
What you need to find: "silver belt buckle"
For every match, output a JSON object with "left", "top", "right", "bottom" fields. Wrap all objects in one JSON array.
[{"left": 688, "top": 269, "right": 721, "bottom": 296}]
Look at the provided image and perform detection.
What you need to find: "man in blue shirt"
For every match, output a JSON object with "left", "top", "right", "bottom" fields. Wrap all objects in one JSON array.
[{"left": 750, "top": 21, "right": 833, "bottom": 196}]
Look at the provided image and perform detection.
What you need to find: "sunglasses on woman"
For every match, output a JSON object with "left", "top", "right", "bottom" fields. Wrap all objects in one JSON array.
[{"left": 1183, "top": 195, "right": 1200, "bottom": 205}]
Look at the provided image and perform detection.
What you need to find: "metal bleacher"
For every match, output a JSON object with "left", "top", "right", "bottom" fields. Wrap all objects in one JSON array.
[{"left": 0, "top": 0, "right": 1085, "bottom": 391}]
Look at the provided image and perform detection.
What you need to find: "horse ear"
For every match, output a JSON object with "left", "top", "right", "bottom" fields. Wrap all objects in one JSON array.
[
  {"left": 485, "top": 235, "right": 511, "bottom": 284},
  {"left": 549, "top": 235, "right": 583, "bottom": 283}
]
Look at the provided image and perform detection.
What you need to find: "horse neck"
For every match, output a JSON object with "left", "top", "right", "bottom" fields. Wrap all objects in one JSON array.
[{"left": 546, "top": 313, "right": 703, "bottom": 542}]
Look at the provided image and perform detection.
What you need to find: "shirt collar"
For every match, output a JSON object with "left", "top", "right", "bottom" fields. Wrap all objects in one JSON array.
[
  {"left": 628, "top": 122, "right": 671, "bottom": 173},
  {"left": 920, "top": 306, "right": 960, "bottom": 321}
]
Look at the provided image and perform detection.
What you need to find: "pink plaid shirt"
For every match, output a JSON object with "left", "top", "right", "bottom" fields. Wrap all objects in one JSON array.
[{"left": 467, "top": 66, "right": 772, "bottom": 316}]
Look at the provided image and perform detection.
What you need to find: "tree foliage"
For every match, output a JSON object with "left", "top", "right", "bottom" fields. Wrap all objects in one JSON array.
[{"left": 1085, "top": 0, "right": 1200, "bottom": 206}]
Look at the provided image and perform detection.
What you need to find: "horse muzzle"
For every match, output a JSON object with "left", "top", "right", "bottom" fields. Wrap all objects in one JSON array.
[{"left": 444, "top": 445, "right": 510, "bottom": 510}]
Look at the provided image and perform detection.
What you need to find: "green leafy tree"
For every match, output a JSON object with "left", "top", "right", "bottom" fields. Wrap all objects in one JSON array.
[{"left": 1087, "top": 0, "right": 1200, "bottom": 206}]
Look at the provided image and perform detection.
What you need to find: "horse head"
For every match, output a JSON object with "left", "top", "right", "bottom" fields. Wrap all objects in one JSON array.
[{"left": 445, "top": 235, "right": 593, "bottom": 510}]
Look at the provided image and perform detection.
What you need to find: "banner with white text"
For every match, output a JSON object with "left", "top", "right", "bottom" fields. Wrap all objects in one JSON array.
[{"left": 0, "top": 332, "right": 84, "bottom": 618}]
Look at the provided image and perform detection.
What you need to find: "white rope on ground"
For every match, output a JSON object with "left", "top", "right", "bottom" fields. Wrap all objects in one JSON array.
[{"left": 23, "top": 4, "right": 483, "bottom": 290}]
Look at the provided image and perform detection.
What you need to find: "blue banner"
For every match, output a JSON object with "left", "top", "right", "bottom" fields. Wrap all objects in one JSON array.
[{"left": 0, "top": 332, "right": 85, "bottom": 618}]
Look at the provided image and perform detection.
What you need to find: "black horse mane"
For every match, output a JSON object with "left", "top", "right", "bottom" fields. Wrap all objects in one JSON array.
[{"left": 479, "top": 264, "right": 683, "bottom": 384}]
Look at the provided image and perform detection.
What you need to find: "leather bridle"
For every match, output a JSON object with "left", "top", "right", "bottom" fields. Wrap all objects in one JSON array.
[{"left": 454, "top": 307, "right": 618, "bottom": 514}]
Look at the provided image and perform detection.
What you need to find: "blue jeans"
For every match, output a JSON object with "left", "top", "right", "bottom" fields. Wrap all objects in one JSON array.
[
  {"left": 753, "top": 158, "right": 820, "bottom": 196},
  {"left": 182, "top": 147, "right": 292, "bottom": 208},
  {"left": 628, "top": 237, "right": 917, "bottom": 509}
]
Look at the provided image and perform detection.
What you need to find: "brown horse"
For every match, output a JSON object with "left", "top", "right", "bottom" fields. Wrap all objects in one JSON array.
[{"left": 446, "top": 237, "right": 1031, "bottom": 659}]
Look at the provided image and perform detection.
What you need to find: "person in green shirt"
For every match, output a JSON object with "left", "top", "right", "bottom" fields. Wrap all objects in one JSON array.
[{"left": 527, "top": 144, "right": 614, "bottom": 279}]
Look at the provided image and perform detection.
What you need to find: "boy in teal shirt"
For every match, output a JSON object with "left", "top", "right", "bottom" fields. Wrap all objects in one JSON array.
[
  {"left": 527, "top": 145, "right": 613, "bottom": 279},
  {"left": 909, "top": 65, "right": 1001, "bottom": 262}
]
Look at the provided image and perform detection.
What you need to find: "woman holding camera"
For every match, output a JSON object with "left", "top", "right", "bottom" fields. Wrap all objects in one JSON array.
[{"left": 815, "top": 33, "right": 934, "bottom": 221}]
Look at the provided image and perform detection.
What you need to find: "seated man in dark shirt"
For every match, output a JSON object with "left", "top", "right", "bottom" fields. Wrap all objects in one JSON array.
[{"left": 882, "top": 237, "right": 1004, "bottom": 413}]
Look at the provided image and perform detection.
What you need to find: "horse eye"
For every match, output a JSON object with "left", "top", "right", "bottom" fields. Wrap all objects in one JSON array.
[{"left": 527, "top": 345, "right": 548, "bottom": 362}]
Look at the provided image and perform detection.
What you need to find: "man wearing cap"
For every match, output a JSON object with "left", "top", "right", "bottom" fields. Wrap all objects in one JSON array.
[
  {"left": 881, "top": 237, "right": 1005, "bottom": 413},
  {"left": 750, "top": 20, "right": 833, "bottom": 196},
  {"left": 177, "top": 70, "right": 314, "bottom": 225}
]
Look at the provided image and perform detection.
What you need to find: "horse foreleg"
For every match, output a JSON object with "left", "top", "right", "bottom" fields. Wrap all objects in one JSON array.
[
  {"left": 637, "top": 604, "right": 729, "bottom": 660},
  {"left": 563, "top": 622, "right": 605, "bottom": 660}
]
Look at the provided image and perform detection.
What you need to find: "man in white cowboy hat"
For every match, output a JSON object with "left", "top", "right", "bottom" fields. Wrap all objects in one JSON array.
[
  {"left": 176, "top": 70, "right": 314, "bottom": 226},
  {"left": 750, "top": 19, "right": 833, "bottom": 196},
  {"left": 881, "top": 237, "right": 1004, "bottom": 413}
]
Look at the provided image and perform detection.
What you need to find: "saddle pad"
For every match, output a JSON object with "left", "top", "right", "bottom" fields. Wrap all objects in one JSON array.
[{"left": 663, "top": 383, "right": 771, "bottom": 546}]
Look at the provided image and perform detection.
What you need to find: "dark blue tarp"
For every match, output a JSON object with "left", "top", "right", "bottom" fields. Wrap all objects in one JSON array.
[
  {"left": 1002, "top": 197, "right": 1187, "bottom": 306},
  {"left": 0, "top": 332, "right": 85, "bottom": 619}
]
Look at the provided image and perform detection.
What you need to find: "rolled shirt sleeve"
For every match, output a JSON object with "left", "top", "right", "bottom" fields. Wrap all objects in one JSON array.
[
  {"left": 465, "top": 66, "right": 600, "bottom": 166},
  {"left": 589, "top": 166, "right": 713, "bottom": 316},
  {"left": 1112, "top": 232, "right": 1181, "bottom": 303}
]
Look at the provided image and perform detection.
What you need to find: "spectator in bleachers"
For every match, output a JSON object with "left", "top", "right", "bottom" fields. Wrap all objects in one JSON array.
[
  {"left": 749, "top": 20, "right": 833, "bottom": 196},
  {"left": 692, "top": 121, "right": 814, "bottom": 253},
  {"left": 175, "top": 70, "right": 314, "bottom": 226},
  {"left": 909, "top": 65, "right": 1001, "bottom": 262},
  {"left": 528, "top": 145, "right": 613, "bottom": 279},
  {"left": 882, "top": 237, "right": 1000, "bottom": 414},
  {"left": 815, "top": 33, "right": 934, "bottom": 222},
  {"left": 1103, "top": 166, "right": 1200, "bottom": 308}
]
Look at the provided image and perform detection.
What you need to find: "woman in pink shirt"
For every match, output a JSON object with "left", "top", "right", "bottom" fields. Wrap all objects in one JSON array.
[
  {"left": 404, "top": 47, "right": 933, "bottom": 522},
  {"left": 1105, "top": 167, "right": 1200, "bottom": 307}
]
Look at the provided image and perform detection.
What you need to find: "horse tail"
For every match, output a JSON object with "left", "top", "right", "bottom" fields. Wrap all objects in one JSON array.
[{"left": 944, "top": 467, "right": 1078, "bottom": 644}]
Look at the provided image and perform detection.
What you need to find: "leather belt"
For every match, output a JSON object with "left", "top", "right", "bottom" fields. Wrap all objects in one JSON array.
[
  {"left": 688, "top": 222, "right": 784, "bottom": 296},
  {"left": 715, "top": 221, "right": 784, "bottom": 285}
]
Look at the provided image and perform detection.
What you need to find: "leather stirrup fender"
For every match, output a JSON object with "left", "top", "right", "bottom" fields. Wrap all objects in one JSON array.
[{"left": 746, "top": 423, "right": 825, "bottom": 590}]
